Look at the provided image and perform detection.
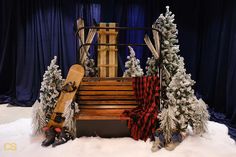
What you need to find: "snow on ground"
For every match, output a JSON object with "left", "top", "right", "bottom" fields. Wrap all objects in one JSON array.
[
  {"left": 0, "top": 104, "right": 31, "bottom": 124},
  {"left": 0, "top": 119, "right": 236, "bottom": 157}
]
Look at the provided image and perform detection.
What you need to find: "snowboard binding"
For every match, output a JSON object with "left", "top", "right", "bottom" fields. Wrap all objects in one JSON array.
[
  {"left": 53, "top": 113, "right": 65, "bottom": 123},
  {"left": 62, "top": 81, "right": 76, "bottom": 92}
]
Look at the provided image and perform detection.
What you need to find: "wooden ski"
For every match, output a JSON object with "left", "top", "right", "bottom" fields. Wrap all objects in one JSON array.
[
  {"left": 76, "top": 18, "right": 97, "bottom": 65},
  {"left": 144, "top": 34, "right": 159, "bottom": 59}
]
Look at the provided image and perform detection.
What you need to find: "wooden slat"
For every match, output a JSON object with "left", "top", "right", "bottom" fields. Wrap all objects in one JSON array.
[
  {"left": 79, "top": 100, "right": 137, "bottom": 105},
  {"left": 98, "top": 64, "right": 118, "bottom": 67},
  {"left": 79, "top": 105, "right": 136, "bottom": 109},
  {"left": 78, "top": 95, "right": 136, "bottom": 100},
  {"left": 80, "top": 81, "right": 132, "bottom": 86},
  {"left": 75, "top": 115, "right": 129, "bottom": 120},
  {"left": 78, "top": 91, "right": 134, "bottom": 96},
  {"left": 79, "top": 85, "right": 133, "bottom": 91},
  {"left": 78, "top": 109, "right": 128, "bottom": 115},
  {"left": 97, "top": 31, "right": 118, "bottom": 35},
  {"left": 75, "top": 107, "right": 133, "bottom": 120},
  {"left": 109, "top": 23, "right": 117, "bottom": 77},
  {"left": 98, "top": 48, "right": 118, "bottom": 52},
  {"left": 75, "top": 108, "right": 132, "bottom": 120},
  {"left": 98, "top": 23, "right": 107, "bottom": 77},
  {"left": 82, "top": 77, "right": 132, "bottom": 81},
  {"left": 76, "top": 108, "right": 130, "bottom": 120}
]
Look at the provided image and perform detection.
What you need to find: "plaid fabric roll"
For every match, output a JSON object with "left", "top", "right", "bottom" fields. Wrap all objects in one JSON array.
[{"left": 123, "top": 76, "right": 160, "bottom": 141}]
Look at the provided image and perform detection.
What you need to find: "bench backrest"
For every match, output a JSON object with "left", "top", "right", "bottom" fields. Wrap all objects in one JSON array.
[{"left": 75, "top": 77, "right": 138, "bottom": 120}]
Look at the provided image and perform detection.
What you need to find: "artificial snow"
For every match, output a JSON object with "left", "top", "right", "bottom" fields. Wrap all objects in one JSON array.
[{"left": 0, "top": 119, "right": 235, "bottom": 157}]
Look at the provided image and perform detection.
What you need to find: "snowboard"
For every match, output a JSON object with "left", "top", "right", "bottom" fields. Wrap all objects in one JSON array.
[{"left": 47, "top": 64, "right": 84, "bottom": 128}]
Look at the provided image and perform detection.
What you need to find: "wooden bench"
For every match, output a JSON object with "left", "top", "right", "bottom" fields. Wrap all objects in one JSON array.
[{"left": 74, "top": 77, "right": 137, "bottom": 120}]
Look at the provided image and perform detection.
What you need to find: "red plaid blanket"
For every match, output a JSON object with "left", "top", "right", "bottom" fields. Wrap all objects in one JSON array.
[{"left": 122, "top": 76, "right": 160, "bottom": 141}]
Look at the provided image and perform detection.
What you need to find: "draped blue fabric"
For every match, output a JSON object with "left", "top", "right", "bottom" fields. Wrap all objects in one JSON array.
[{"left": 1, "top": 0, "right": 236, "bottom": 139}]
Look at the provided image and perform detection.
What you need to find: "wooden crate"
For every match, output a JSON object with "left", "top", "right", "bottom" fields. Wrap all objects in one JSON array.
[
  {"left": 74, "top": 77, "right": 137, "bottom": 120},
  {"left": 97, "top": 23, "right": 118, "bottom": 77}
]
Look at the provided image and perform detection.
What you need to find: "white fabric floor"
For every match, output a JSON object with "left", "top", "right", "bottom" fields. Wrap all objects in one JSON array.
[{"left": 0, "top": 104, "right": 236, "bottom": 157}]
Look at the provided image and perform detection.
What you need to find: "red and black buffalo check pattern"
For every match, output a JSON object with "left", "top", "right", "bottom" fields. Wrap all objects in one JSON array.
[{"left": 122, "top": 76, "right": 160, "bottom": 141}]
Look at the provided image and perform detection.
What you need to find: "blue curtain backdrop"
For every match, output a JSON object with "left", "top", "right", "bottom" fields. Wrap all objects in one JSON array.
[{"left": 1, "top": 0, "right": 236, "bottom": 139}]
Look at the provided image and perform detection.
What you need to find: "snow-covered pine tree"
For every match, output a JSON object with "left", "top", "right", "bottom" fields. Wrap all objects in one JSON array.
[
  {"left": 159, "top": 105, "right": 178, "bottom": 143},
  {"left": 145, "top": 57, "right": 159, "bottom": 76},
  {"left": 165, "top": 57, "right": 196, "bottom": 132},
  {"left": 153, "top": 6, "right": 179, "bottom": 91},
  {"left": 153, "top": 7, "right": 181, "bottom": 141},
  {"left": 83, "top": 53, "right": 98, "bottom": 77},
  {"left": 32, "top": 56, "right": 64, "bottom": 135},
  {"left": 190, "top": 98, "right": 209, "bottom": 134},
  {"left": 32, "top": 100, "right": 46, "bottom": 135},
  {"left": 39, "top": 56, "right": 64, "bottom": 123},
  {"left": 62, "top": 100, "right": 80, "bottom": 138},
  {"left": 154, "top": 6, "right": 209, "bottom": 145},
  {"left": 123, "top": 46, "right": 144, "bottom": 77}
]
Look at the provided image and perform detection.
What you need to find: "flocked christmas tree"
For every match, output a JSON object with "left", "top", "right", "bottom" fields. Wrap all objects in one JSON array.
[
  {"left": 123, "top": 46, "right": 144, "bottom": 77},
  {"left": 40, "top": 56, "right": 64, "bottom": 122},
  {"left": 152, "top": 6, "right": 209, "bottom": 147},
  {"left": 145, "top": 57, "right": 159, "bottom": 76},
  {"left": 32, "top": 100, "right": 46, "bottom": 135},
  {"left": 32, "top": 56, "right": 64, "bottom": 135}
]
